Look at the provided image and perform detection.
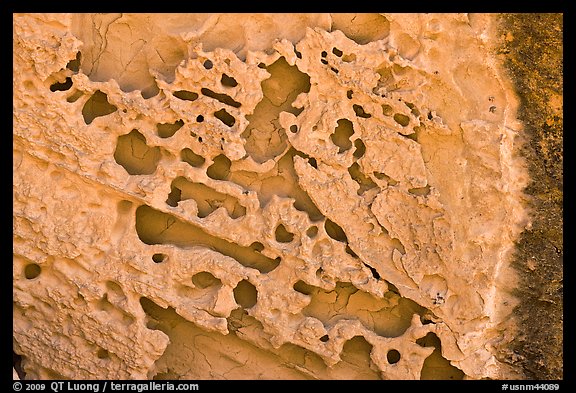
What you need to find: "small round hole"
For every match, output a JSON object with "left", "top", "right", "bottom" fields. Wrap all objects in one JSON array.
[
  {"left": 152, "top": 254, "right": 167, "bottom": 263},
  {"left": 196, "top": 115, "right": 204, "bottom": 122},
  {"left": 289, "top": 125, "right": 298, "bottom": 133},
  {"left": 24, "top": 263, "right": 41, "bottom": 279},
  {"left": 387, "top": 349, "right": 401, "bottom": 364},
  {"left": 320, "top": 334, "right": 329, "bottom": 342},
  {"left": 203, "top": 60, "right": 213, "bottom": 69},
  {"left": 306, "top": 226, "right": 318, "bottom": 238}
]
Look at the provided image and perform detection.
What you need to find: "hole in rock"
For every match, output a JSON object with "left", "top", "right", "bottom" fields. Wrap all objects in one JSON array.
[
  {"left": 242, "top": 57, "right": 310, "bottom": 163},
  {"left": 321, "top": 58, "right": 328, "bottom": 65},
  {"left": 249, "top": 242, "right": 265, "bottom": 252},
  {"left": 169, "top": 176, "right": 245, "bottom": 219},
  {"left": 97, "top": 348, "right": 110, "bottom": 359},
  {"left": 82, "top": 90, "right": 117, "bottom": 125},
  {"left": 330, "top": 119, "right": 354, "bottom": 153},
  {"left": 345, "top": 244, "right": 359, "bottom": 258},
  {"left": 324, "top": 219, "right": 348, "bottom": 243},
  {"left": 66, "top": 90, "right": 83, "bottom": 103},
  {"left": 391, "top": 238, "right": 406, "bottom": 254},
  {"left": 49, "top": 77, "right": 73, "bottom": 92},
  {"left": 393, "top": 113, "right": 411, "bottom": 127},
  {"left": 408, "top": 185, "right": 431, "bottom": 196},
  {"left": 192, "top": 271, "right": 221, "bottom": 289},
  {"left": 173, "top": 90, "right": 198, "bottom": 101},
  {"left": 320, "top": 334, "right": 330, "bottom": 342},
  {"left": 347, "top": 90, "right": 353, "bottom": 99},
  {"left": 201, "top": 88, "right": 241, "bottom": 108},
  {"left": 340, "top": 336, "right": 378, "bottom": 379},
  {"left": 136, "top": 205, "right": 279, "bottom": 273},
  {"left": 221, "top": 73, "right": 238, "bottom": 87},
  {"left": 306, "top": 226, "right": 318, "bottom": 238},
  {"left": 330, "top": 67, "right": 339, "bottom": 74},
  {"left": 214, "top": 108, "right": 236, "bottom": 127},
  {"left": 156, "top": 120, "right": 184, "bottom": 138},
  {"left": 381, "top": 104, "right": 394, "bottom": 116},
  {"left": 114, "top": 130, "right": 161, "bottom": 175},
  {"left": 353, "top": 139, "right": 366, "bottom": 159},
  {"left": 233, "top": 279, "right": 258, "bottom": 309},
  {"left": 180, "top": 148, "right": 205, "bottom": 168},
  {"left": 24, "top": 263, "right": 41, "bottom": 279},
  {"left": 293, "top": 280, "right": 315, "bottom": 295},
  {"left": 332, "top": 47, "right": 343, "bottom": 57},
  {"left": 275, "top": 224, "right": 295, "bottom": 243},
  {"left": 373, "top": 171, "right": 398, "bottom": 186},
  {"left": 387, "top": 349, "right": 401, "bottom": 364},
  {"left": 203, "top": 60, "right": 213, "bottom": 69},
  {"left": 66, "top": 51, "right": 81, "bottom": 72},
  {"left": 417, "top": 333, "right": 465, "bottom": 380},
  {"left": 152, "top": 253, "right": 167, "bottom": 263},
  {"left": 348, "top": 162, "right": 378, "bottom": 195},
  {"left": 353, "top": 104, "right": 371, "bottom": 118},
  {"left": 289, "top": 125, "right": 298, "bottom": 133},
  {"left": 165, "top": 186, "right": 181, "bottom": 207},
  {"left": 206, "top": 154, "right": 231, "bottom": 181},
  {"left": 196, "top": 115, "right": 204, "bottom": 123},
  {"left": 308, "top": 157, "right": 318, "bottom": 168}
]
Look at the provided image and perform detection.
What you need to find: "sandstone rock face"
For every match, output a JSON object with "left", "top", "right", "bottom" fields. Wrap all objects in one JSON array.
[{"left": 13, "top": 13, "right": 531, "bottom": 380}]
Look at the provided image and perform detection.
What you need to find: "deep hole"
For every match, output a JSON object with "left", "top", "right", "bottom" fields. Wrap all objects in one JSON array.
[
  {"left": 114, "top": 130, "right": 161, "bottom": 175},
  {"left": 66, "top": 51, "right": 81, "bottom": 72},
  {"left": 306, "top": 226, "right": 318, "bottom": 238},
  {"left": 206, "top": 154, "right": 231, "bottom": 181},
  {"left": 427, "top": 112, "right": 433, "bottom": 120},
  {"left": 233, "top": 279, "right": 258, "bottom": 309},
  {"left": 192, "top": 271, "right": 221, "bottom": 289},
  {"left": 97, "top": 348, "right": 110, "bottom": 359},
  {"left": 364, "top": 263, "right": 381, "bottom": 279},
  {"left": 221, "top": 73, "right": 238, "bottom": 87},
  {"left": 173, "top": 90, "right": 199, "bottom": 101},
  {"left": 165, "top": 186, "right": 181, "bottom": 207},
  {"left": 348, "top": 162, "right": 377, "bottom": 195},
  {"left": 250, "top": 242, "right": 265, "bottom": 252},
  {"left": 152, "top": 253, "right": 167, "bottom": 263},
  {"left": 330, "top": 119, "right": 354, "bottom": 153},
  {"left": 387, "top": 349, "right": 401, "bottom": 364},
  {"left": 214, "top": 108, "right": 236, "bottom": 127},
  {"left": 290, "top": 125, "right": 298, "bottom": 133},
  {"left": 320, "top": 335, "right": 330, "bottom": 342},
  {"left": 82, "top": 90, "right": 117, "bottom": 125},
  {"left": 393, "top": 113, "right": 410, "bottom": 127},
  {"left": 50, "top": 77, "right": 73, "bottom": 92},
  {"left": 294, "top": 49, "right": 302, "bottom": 59},
  {"left": 201, "top": 88, "right": 241, "bottom": 108},
  {"left": 330, "top": 67, "right": 339, "bottom": 74},
  {"left": 347, "top": 90, "right": 353, "bottom": 99},
  {"left": 196, "top": 115, "right": 204, "bottom": 122},
  {"left": 180, "top": 148, "right": 205, "bottom": 168},
  {"left": 321, "top": 59, "right": 328, "bottom": 65},
  {"left": 275, "top": 224, "right": 295, "bottom": 243},
  {"left": 345, "top": 244, "right": 358, "bottom": 258},
  {"left": 353, "top": 139, "right": 366, "bottom": 159},
  {"left": 258, "top": 62, "right": 267, "bottom": 69},
  {"left": 24, "top": 263, "right": 41, "bottom": 279},
  {"left": 136, "top": 205, "right": 278, "bottom": 273},
  {"left": 308, "top": 157, "right": 318, "bottom": 168},
  {"left": 321, "top": 51, "right": 328, "bottom": 57},
  {"left": 156, "top": 119, "right": 184, "bottom": 138},
  {"left": 293, "top": 280, "right": 315, "bottom": 295},
  {"left": 324, "top": 219, "right": 348, "bottom": 243},
  {"left": 353, "top": 104, "right": 371, "bottom": 119},
  {"left": 203, "top": 59, "right": 213, "bottom": 69},
  {"left": 332, "top": 47, "right": 343, "bottom": 57}
]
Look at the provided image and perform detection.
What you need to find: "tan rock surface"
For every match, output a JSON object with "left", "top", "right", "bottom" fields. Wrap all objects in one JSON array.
[{"left": 13, "top": 13, "right": 535, "bottom": 380}]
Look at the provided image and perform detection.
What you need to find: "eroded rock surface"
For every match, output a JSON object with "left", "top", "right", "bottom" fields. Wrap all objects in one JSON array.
[{"left": 13, "top": 13, "right": 531, "bottom": 380}]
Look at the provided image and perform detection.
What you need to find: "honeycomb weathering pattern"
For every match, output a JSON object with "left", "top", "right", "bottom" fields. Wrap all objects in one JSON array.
[{"left": 13, "top": 13, "right": 529, "bottom": 380}]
